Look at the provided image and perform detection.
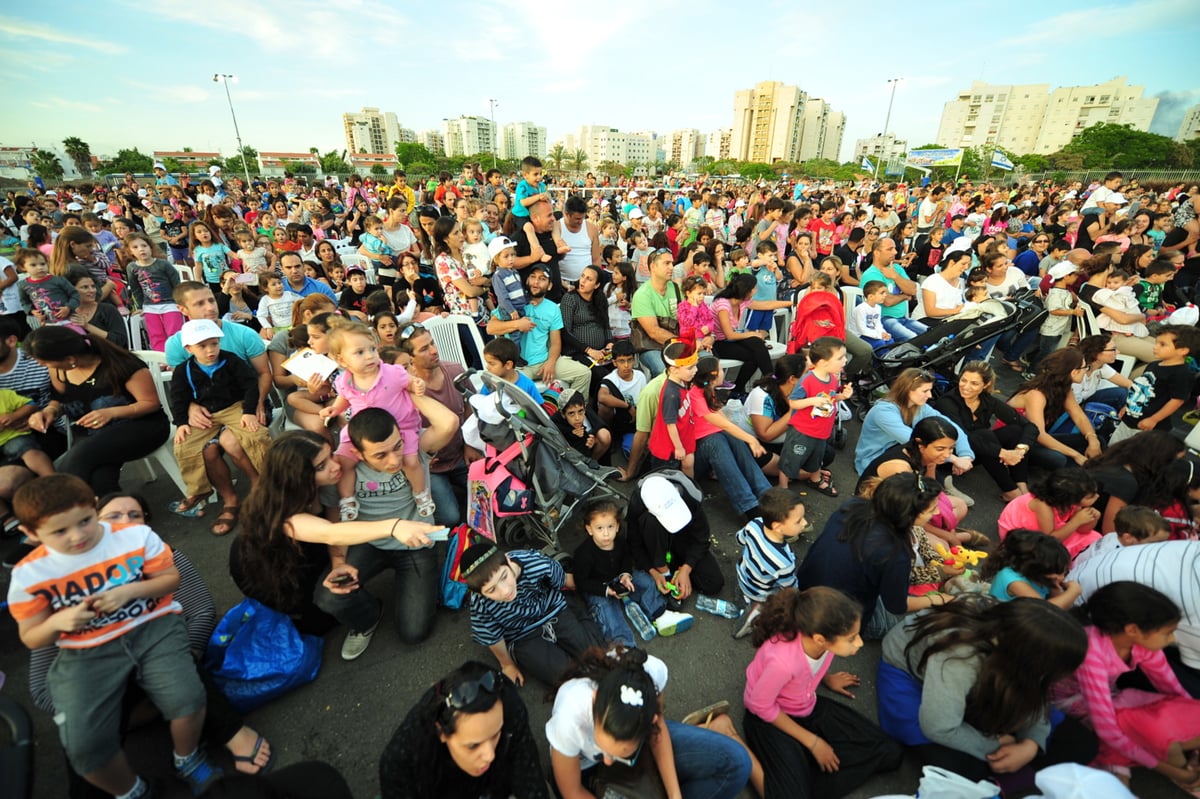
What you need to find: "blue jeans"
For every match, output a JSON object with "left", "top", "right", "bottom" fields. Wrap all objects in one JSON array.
[
  {"left": 1084, "top": 386, "right": 1128, "bottom": 409},
  {"left": 429, "top": 461, "right": 468, "bottom": 528},
  {"left": 313, "top": 544, "right": 438, "bottom": 642},
  {"left": 881, "top": 316, "right": 928, "bottom": 342},
  {"left": 996, "top": 326, "right": 1040, "bottom": 362},
  {"left": 640, "top": 349, "right": 665, "bottom": 378},
  {"left": 584, "top": 571, "right": 665, "bottom": 647},
  {"left": 695, "top": 432, "right": 771, "bottom": 515},
  {"left": 666, "top": 719, "right": 753, "bottom": 799}
]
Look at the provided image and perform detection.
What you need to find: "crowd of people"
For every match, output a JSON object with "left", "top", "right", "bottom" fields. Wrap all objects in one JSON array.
[{"left": 4, "top": 163, "right": 1200, "bottom": 799}]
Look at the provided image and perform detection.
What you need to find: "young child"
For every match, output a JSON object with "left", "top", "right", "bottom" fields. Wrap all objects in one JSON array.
[
  {"left": 733, "top": 487, "right": 807, "bottom": 639},
  {"left": 51, "top": 228, "right": 116, "bottom": 304},
  {"left": 571, "top": 498, "right": 693, "bottom": 647},
  {"left": 851, "top": 280, "right": 892, "bottom": 349},
  {"left": 82, "top": 213, "right": 120, "bottom": 266},
  {"left": 728, "top": 247, "right": 752, "bottom": 276},
  {"left": 997, "top": 467, "right": 1101, "bottom": 558},
  {"left": 1110, "top": 325, "right": 1199, "bottom": 445},
  {"left": 461, "top": 540, "right": 602, "bottom": 686},
  {"left": 234, "top": 227, "right": 270, "bottom": 275},
  {"left": 981, "top": 528, "right": 1081, "bottom": 607},
  {"left": 489, "top": 236, "right": 526, "bottom": 349},
  {"left": 6, "top": 474, "right": 223, "bottom": 798},
  {"left": 358, "top": 215, "right": 395, "bottom": 275},
  {"left": 16, "top": 248, "right": 79, "bottom": 324},
  {"left": 743, "top": 587, "right": 903, "bottom": 796},
  {"left": 512, "top": 156, "right": 549, "bottom": 229},
  {"left": 1133, "top": 260, "right": 1175, "bottom": 320},
  {"left": 554, "top": 388, "right": 612, "bottom": 462},
  {"left": 597, "top": 339, "right": 647, "bottom": 456},
  {"left": 962, "top": 284, "right": 988, "bottom": 308},
  {"left": 1094, "top": 269, "right": 1150, "bottom": 338},
  {"left": 647, "top": 339, "right": 699, "bottom": 477},
  {"left": 628, "top": 231, "right": 653, "bottom": 281},
  {"left": 0, "top": 387, "right": 54, "bottom": 476},
  {"left": 255, "top": 272, "right": 302, "bottom": 339},
  {"left": 337, "top": 266, "right": 378, "bottom": 321},
  {"left": 461, "top": 217, "right": 490, "bottom": 280},
  {"left": 189, "top": 221, "right": 233, "bottom": 292},
  {"left": 170, "top": 320, "right": 270, "bottom": 535},
  {"left": 1035, "top": 261, "right": 1084, "bottom": 366},
  {"left": 1053, "top": 581, "right": 1200, "bottom": 791},
  {"left": 124, "top": 233, "right": 183, "bottom": 350},
  {"left": 747, "top": 240, "right": 783, "bottom": 333},
  {"left": 482, "top": 336, "right": 543, "bottom": 404},
  {"left": 781, "top": 336, "right": 852, "bottom": 493},
  {"left": 677, "top": 275, "right": 716, "bottom": 347},
  {"left": 318, "top": 318, "right": 433, "bottom": 519},
  {"left": 605, "top": 260, "right": 636, "bottom": 341}
]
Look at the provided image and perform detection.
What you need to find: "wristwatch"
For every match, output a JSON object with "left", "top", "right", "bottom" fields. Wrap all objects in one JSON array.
[{"left": 1015, "top": 444, "right": 1030, "bottom": 452}]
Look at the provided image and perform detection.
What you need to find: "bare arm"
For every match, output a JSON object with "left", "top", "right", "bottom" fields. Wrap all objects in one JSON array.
[{"left": 284, "top": 513, "right": 440, "bottom": 548}]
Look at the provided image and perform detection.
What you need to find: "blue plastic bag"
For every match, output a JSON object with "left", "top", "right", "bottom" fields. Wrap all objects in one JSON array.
[
  {"left": 203, "top": 598, "right": 323, "bottom": 713},
  {"left": 440, "top": 524, "right": 472, "bottom": 609}
]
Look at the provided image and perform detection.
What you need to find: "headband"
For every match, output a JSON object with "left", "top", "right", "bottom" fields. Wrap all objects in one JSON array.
[
  {"left": 665, "top": 350, "right": 698, "bottom": 369},
  {"left": 460, "top": 544, "right": 499, "bottom": 578}
]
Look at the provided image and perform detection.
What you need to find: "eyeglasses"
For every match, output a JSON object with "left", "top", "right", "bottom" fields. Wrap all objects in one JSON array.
[
  {"left": 444, "top": 671, "right": 500, "bottom": 710},
  {"left": 606, "top": 739, "right": 645, "bottom": 768},
  {"left": 399, "top": 322, "right": 425, "bottom": 341},
  {"left": 100, "top": 509, "right": 145, "bottom": 524},
  {"left": 1103, "top": 347, "right": 1118, "bottom": 353}
]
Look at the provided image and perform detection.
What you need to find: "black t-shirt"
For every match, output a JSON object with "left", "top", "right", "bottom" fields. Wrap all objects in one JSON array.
[
  {"left": 338, "top": 284, "right": 379, "bottom": 314},
  {"left": 1120, "top": 362, "right": 1194, "bottom": 429},
  {"left": 1087, "top": 464, "right": 1139, "bottom": 522},
  {"left": 162, "top": 219, "right": 186, "bottom": 245},
  {"left": 513, "top": 225, "right": 563, "bottom": 301}
]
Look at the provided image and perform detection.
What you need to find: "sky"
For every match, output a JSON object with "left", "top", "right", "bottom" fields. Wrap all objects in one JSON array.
[{"left": 3, "top": 0, "right": 1199, "bottom": 166}]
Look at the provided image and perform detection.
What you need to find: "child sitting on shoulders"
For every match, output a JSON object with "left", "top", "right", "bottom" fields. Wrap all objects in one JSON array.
[
  {"left": 981, "top": 528, "right": 1081, "bottom": 608},
  {"left": 997, "top": 467, "right": 1101, "bottom": 558},
  {"left": 733, "top": 488, "right": 807, "bottom": 640},
  {"left": 571, "top": 498, "right": 693, "bottom": 648}
]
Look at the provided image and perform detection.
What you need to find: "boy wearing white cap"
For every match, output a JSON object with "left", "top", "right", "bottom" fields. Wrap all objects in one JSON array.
[
  {"left": 626, "top": 470, "right": 726, "bottom": 601},
  {"left": 489, "top": 236, "right": 526, "bottom": 349},
  {"left": 1034, "top": 261, "right": 1085, "bottom": 367}
]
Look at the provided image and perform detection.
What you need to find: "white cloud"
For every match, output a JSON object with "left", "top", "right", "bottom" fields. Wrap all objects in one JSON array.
[
  {"left": 1001, "top": 0, "right": 1197, "bottom": 48},
  {"left": 30, "top": 96, "right": 106, "bottom": 113},
  {"left": 0, "top": 16, "right": 126, "bottom": 54},
  {"left": 124, "top": 80, "right": 209, "bottom": 104}
]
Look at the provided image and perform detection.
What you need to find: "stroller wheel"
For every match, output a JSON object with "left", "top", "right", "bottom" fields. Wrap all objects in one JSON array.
[{"left": 832, "top": 427, "right": 847, "bottom": 450}]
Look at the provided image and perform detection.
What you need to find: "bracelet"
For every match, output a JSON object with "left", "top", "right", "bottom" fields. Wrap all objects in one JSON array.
[{"left": 389, "top": 518, "right": 401, "bottom": 538}]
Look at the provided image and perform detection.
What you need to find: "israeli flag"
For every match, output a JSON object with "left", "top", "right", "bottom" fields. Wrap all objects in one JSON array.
[
  {"left": 991, "top": 150, "right": 1014, "bottom": 171},
  {"left": 861, "top": 156, "right": 874, "bottom": 172}
]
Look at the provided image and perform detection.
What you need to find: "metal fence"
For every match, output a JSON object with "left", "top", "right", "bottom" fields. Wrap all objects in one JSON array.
[{"left": 1023, "top": 169, "right": 1200, "bottom": 185}]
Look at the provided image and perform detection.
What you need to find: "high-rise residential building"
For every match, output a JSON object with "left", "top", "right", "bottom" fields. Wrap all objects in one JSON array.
[
  {"left": 853, "top": 134, "right": 908, "bottom": 164},
  {"left": 936, "top": 78, "right": 1159, "bottom": 155},
  {"left": 796, "top": 99, "right": 846, "bottom": 162},
  {"left": 418, "top": 130, "right": 445, "bottom": 156},
  {"left": 706, "top": 128, "right": 733, "bottom": 161},
  {"left": 442, "top": 116, "right": 497, "bottom": 158},
  {"left": 1179, "top": 104, "right": 1200, "bottom": 143},
  {"left": 562, "top": 126, "right": 656, "bottom": 167},
  {"left": 500, "top": 122, "right": 547, "bottom": 160},
  {"left": 343, "top": 107, "right": 404, "bottom": 154},
  {"left": 730, "top": 81, "right": 807, "bottom": 163},
  {"left": 668, "top": 129, "right": 704, "bottom": 168},
  {"left": 823, "top": 111, "right": 846, "bottom": 162},
  {"left": 625, "top": 131, "right": 656, "bottom": 167},
  {"left": 396, "top": 127, "right": 417, "bottom": 145}
]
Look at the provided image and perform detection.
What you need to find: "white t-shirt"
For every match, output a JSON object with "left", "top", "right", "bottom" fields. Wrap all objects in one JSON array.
[
  {"left": 545, "top": 655, "right": 669, "bottom": 771},
  {"left": 1080, "top": 185, "right": 1114, "bottom": 212},
  {"left": 921, "top": 273, "right": 964, "bottom": 315},
  {"left": 851, "top": 301, "right": 885, "bottom": 339},
  {"left": 744, "top": 386, "right": 786, "bottom": 443},
  {"left": 917, "top": 198, "right": 938, "bottom": 231},
  {"left": 1074, "top": 364, "right": 1119, "bottom": 403},
  {"left": 603, "top": 369, "right": 647, "bottom": 409},
  {"left": 984, "top": 267, "right": 1028, "bottom": 300}
]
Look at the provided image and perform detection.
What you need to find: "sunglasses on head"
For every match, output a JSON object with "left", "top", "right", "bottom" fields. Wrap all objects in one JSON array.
[
  {"left": 444, "top": 670, "right": 500, "bottom": 711},
  {"left": 651, "top": 247, "right": 672, "bottom": 259},
  {"left": 399, "top": 322, "right": 425, "bottom": 341}
]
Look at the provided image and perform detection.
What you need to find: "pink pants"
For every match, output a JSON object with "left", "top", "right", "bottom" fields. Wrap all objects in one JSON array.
[
  {"left": 1095, "top": 694, "right": 1200, "bottom": 768},
  {"left": 143, "top": 311, "right": 184, "bottom": 352}
]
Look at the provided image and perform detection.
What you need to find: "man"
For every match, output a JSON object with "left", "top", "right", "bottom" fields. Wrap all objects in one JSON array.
[
  {"left": 510, "top": 199, "right": 565, "bottom": 301},
  {"left": 313, "top": 408, "right": 442, "bottom": 661},
  {"left": 629, "top": 248, "right": 679, "bottom": 377},
  {"left": 386, "top": 169, "right": 416, "bottom": 212},
  {"left": 627, "top": 472, "right": 725, "bottom": 600},
  {"left": 833, "top": 228, "right": 867, "bottom": 275},
  {"left": 485, "top": 265, "right": 591, "bottom": 396},
  {"left": 279, "top": 252, "right": 336, "bottom": 301},
  {"left": 915, "top": 184, "right": 946, "bottom": 249},
  {"left": 859, "top": 237, "right": 927, "bottom": 342},
  {"left": 557, "top": 195, "right": 602, "bottom": 288},
  {"left": 399, "top": 325, "right": 470, "bottom": 528}
]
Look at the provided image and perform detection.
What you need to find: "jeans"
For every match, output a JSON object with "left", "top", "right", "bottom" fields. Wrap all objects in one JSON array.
[
  {"left": 695, "top": 432, "right": 771, "bottom": 516},
  {"left": 996, "top": 326, "right": 1040, "bottom": 362},
  {"left": 640, "top": 349, "right": 665, "bottom": 378},
  {"left": 584, "top": 571, "right": 665, "bottom": 648},
  {"left": 1084, "top": 386, "right": 1128, "bottom": 409},
  {"left": 429, "top": 461, "right": 468, "bottom": 527},
  {"left": 665, "top": 720, "right": 753, "bottom": 799},
  {"left": 313, "top": 544, "right": 438, "bottom": 642},
  {"left": 58, "top": 411, "right": 171, "bottom": 496},
  {"left": 881, "top": 316, "right": 928, "bottom": 342}
]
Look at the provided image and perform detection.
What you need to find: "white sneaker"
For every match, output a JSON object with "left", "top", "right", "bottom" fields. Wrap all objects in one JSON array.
[
  {"left": 415, "top": 490, "right": 436, "bottom": 518},
  {"left": 340, "top": 619, "right": 379, "bottom": 661},
  {"left": 338, "top": 497, "right": 359, "bottom": 521},
  {"left": 653, "top": 610, "right": 694, "bottom": 637},
  {"left": 943, "top": 476, "right": 975, "bottom": 507},
  {"left": 732, "top": 606, "right": 761, "bottom": 640}
]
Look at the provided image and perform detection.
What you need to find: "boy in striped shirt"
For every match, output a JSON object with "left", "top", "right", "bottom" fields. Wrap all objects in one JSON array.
[
  {"left": 6, "top": 475, "right": 221, "bottom": 798},
  {"left": 733, "top": 488, "right": 807, "bottom": 640}
]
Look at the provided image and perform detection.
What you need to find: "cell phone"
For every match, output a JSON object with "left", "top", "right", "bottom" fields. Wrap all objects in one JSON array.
[
  {"left": 607, "top": 579, "right": 631, "bottom": 598},
  {"left": 329, "top": 573, "right": 355, "bottom": 586},
  {"left": 426, "top": 527, "right": 452, "bottom": 542}
]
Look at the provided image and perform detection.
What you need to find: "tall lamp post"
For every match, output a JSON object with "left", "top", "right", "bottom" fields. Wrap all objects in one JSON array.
[
  {"left": 487, "top": 98, "right": 499, "bottom": 169},
  {"left": 874, "top": 77, "right": 902, "bottom": 179},
  {"left": 213, "top": 73, "right": 252, "bottom": 189}
]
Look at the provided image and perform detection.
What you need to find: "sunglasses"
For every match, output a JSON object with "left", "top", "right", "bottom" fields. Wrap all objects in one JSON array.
[
  {"left": 444, "top": 671, "right": 500, "bottom": 711},
  {"left": 651, "top": 247, "right": 672, "bottom": 259},
  {"left": 399, "top": 322, "right": 425, "bottom": 341}
]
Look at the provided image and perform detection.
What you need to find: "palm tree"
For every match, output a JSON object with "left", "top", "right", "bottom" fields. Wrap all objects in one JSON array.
[
  {"left": 548, "top": 143, "right": 567, "bottom": 173},
  {"left": 570, "top": 149, "right": 588, "bottom": 176},
  {"left": 31, "top": 150, "right": 64, "bottom": 181},
  {"left": 61, "top": 136, "right": 92, "bottom": 177}
]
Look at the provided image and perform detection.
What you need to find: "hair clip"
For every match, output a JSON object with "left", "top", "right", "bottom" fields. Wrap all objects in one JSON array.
[{"left": 619, "top": 685, "right": 643, "bottom": 707}]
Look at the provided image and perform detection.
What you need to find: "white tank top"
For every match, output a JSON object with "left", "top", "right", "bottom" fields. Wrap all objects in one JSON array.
[{"left": 558, "top": 220, "right": 594, "bottom": 282}]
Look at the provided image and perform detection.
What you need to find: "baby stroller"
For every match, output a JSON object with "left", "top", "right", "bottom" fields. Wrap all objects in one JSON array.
[
  {"left": 458, "top": 371, "right": 622, "bottom": 552},
  {"left": 847, "top": 292, "right": 1047, "bottom": 420}
]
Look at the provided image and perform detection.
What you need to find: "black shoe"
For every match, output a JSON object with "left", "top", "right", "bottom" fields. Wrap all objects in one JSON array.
[{"left": 665, "top": 595, "right": 684, "bottom": 612}]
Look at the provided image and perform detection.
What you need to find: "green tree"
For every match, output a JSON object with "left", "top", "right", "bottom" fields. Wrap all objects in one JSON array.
[
  {"left": 597, "top": 160, "right": 624, "bottom": 178},
  {"left": 1014, "top": 153, "right": 1050, "bottom": 173},
  {"left": 31, "top": 150, "right": 64, "bottom": 181},
  {"left": 394, "top": 142, "right": 435, "bottom": 170},
  {"left": 370, "top": 164, "right": 388, "bottom": 176},
  {"left": 319, "top": 149, "right": 350, "bottom": 173},
  {"left": 224, "top": 146, "right": 258, "bottom": 177},
  {"left": 548, "top": 143, "right": 567, "bottom": 173},
  {"left": 61, "top": 136, "right": 92, "bottom": 178},
  {"left": 98, "top": 148, "right": 153, "bottom": 175},
  {"left": 1050, "top": 122, "right": 1185, "bottom": 170},
  {"left": 738, "top": 162, "right": 774, "bottom": 182},
  {"left": 711, "top": 159, "right": 740, "bottom": 176},
  {"left": 570, "top": 149, "right": 588, "bottom": 175},
  {"left": 693, "top": 155, "right": 716, "bottom": 173},
  {"left": 161, "top": 157, "right": 183, "bottom": 174}
]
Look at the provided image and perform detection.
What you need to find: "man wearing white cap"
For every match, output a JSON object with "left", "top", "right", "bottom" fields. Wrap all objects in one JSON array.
[{"left": 626, "top": 471, "right": 725, "bottom": 600}]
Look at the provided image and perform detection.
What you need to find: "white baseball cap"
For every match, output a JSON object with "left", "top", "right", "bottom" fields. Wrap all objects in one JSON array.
[
  {"left": 1048, "top": 261, "right": 1078, "bottom": 280},
  {"left": 640, "top": 475, "right": 692, "bottom": 532},
  {"left": 487, "top": 235, "right": 517, "bottom": 262},
  {"left": 179, "top": 319, "right": 224, "bottom": 347},
  {"left": 153, "top": 162, "right": 167, "bottom": 171},
  {"left": 628, "top": 208, "right": 645, "bottom": 219}
]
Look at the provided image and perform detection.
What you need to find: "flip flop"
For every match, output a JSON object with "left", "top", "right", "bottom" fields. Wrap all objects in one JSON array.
[
  {"left": 681, "top": 700, "right": 731, "bottom": 727},
  {"left": 232, "top": 734, "right": 274, "bottom": 775},
  {"left": 211, "top": 506, "right": 240, "bottom": 537},
  {"left": 169, "top": 497, "right": 206, "bottom": 518}
]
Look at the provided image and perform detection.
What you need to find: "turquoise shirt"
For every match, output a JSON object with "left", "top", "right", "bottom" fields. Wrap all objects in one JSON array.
[{"left": 988, "top": 566, "right": 1049, "bottom": 602}]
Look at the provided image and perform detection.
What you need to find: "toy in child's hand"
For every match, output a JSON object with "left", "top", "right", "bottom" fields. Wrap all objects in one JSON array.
[{"left": 934, "top": 542, "right": 988, "bottom": 569}]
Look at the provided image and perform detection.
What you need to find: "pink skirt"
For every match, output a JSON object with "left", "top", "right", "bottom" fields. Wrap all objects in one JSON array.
[
  {"left": 930, "top": 492, "right": 959, "bottom": 532},
  {"left": 1094, "top": 694, "right": 1200, "bottom": 768}
]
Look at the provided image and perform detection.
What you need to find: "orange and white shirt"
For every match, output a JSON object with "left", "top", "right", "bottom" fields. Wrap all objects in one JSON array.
[{"left": 6, "top": 523, "right": 181, "bottom": 649}]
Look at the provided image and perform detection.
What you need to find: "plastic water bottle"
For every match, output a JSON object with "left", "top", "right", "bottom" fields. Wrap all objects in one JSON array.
[
  {"left": 695, "top": 594, "right": 742, "bottom": 619},
  {"left": 623, "top": 598, "right": 657, "bottom": 641}
]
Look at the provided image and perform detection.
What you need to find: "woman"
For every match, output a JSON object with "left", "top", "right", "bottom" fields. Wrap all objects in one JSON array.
[
  {"left": 230, "top": 431, "right": 441, "bottom": 636},
  {"left": 415, "top": 206, "right": 441, "bottom": 274},
  {"left": 1007, "top": 348, "right": 1102, "bottom": 469},
  {"left": 1078, "top": 256, "right": 1156, "bottom": 365},
  {"left": 690, "top": 357, "right": 771, "bottom": 519},
  {"left": 878, "top": 597, "right": 1097, "bottom": 781},
  {"left": 379, "top": 661, "right": 549, "bottom": 799},
  {"left": 795, "top": 473, "right": 949, "bottom": 639},
  {"left": 396, "top": 252, "right": 443, "bottom": 313},
  {"left": 313, "top": 240, "right": 344, "bottom": 284},
  {"left": 267, "top": 294, "right": 338, "bottom": 435},
  {"left": 379, "top": 197, "right": 418, "bottom": 292},
  {"left": 1075, "top": 333, "right": 1133, "bottom": 410},
  {"left": 711, "top": 273, "right": 777, "bottom": 397},
  {"left": 66, "top": 272, "right": 127, "bottom": 347},
  {"left": 935, "top": 361, "right": 1038, "bottom": 502},
  {"left": 1127, "top": 210, "right": 1155, "bottom": 250},
  {"left": 217, "top": 270, "right": 260, "bottom": 330},
  {"left": 1119, "top": 243, "right": 1155, "bottom": 276},
  {"left": 547, "top": 647, "right": 752, "bottom": 799},
  {"left": 979, "top": 249, "right": 1040, "bottom": 370},
  {"left": 559, "top": 265, "right": 613, "bottom": 370},
  {"left": 704, "top": 240, "right": 731, "bottom": 289},
  {"left": 919, "top": 250, "right": 971, "bottom": 322},
  {"left": 344, "top": 198, "right": 371, "bottom": 246},
  {"left": 854, "top": 368, "right": 974, "bottom": 477},
  {"left": 1085, "top": 431, "right": 1185, "bottom": 533},
  {"left": 432, "top": 217, "right": 487, "bottom": 318},
  {"left": 25, "top": 325, "right": 169, "bottom": 495}
]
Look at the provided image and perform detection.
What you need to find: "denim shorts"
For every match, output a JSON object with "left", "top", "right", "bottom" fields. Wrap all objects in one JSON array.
[{"left": 778, "top": 427, "right": 826, "bottom": 478}]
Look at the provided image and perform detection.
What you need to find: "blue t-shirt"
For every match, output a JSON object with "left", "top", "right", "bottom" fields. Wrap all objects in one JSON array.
[
  {"left": 481, "top": 373, "right": 543, "bottom": 405},
  {"left": 513, "top": 179, "right": 545, "bottom": 219},
  {"left": 752, "top": 264, "right": 779, "bottom": 302},
  {"left": 1012, "top": 250, "right": 1040, "bottom": 278},
  {"left": 520, "top": 298, "right": 563, "bottom": 367},
  {"left": 193, "top": 244, "right": 233, "bottom": 285},
  {"left": 988, "top": 566, "right": 1048, "bottom": 602},
  {"left": 859, "top": 263, "right": 914, "bottom": 319},
  {"left": 166, "top": 320, "right": 267, "bottom": 368}
]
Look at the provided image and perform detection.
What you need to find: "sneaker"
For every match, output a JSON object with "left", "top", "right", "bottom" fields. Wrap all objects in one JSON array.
[
  {"left": 415, "top": 491, "right": 436, "bottom": 518},
  {"left": 732, "top": 606, "right": 761, "bottom": 640},
  {"left": 664, "top": 595, "right": 685, "bottom": 612},
  {"left": 340, "top": 619, "right": 379, "bottom": 661},
  {"left": 176, "top": 750, "right": 224, "bottom": 796},
  {"left": 942, "top": 476, "right": 975, "bottom": 507},
  {"left": 652, "top": 610, "right": 694, "bottom": 637},
  {"left": 338, "top": 497, "right": 359, "bottom": 522}
]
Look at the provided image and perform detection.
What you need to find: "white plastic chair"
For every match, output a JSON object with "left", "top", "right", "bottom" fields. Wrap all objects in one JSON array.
[
  {"left": 1076, "top": 302, "right": 1100, "bottom": 338},
  {"left": 423, "top": 314, "right": 486, "bottom": 369},
  {"left": 340, "top": 253, "right": 377, "bottom": 284},
  {"left": 175, "top": 265, "right": 193, "bottom": 283},
  {"left": 840, "top": 286, "right": 864, "bottom": 321},
  {"left": 125, "top": 314, "right": 146, "bottom": 352},
  {"left": 127, "top": 350, "right": 189, "bottom": 496}
]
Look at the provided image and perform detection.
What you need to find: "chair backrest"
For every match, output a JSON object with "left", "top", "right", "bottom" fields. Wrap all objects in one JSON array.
[
  {"left": 132, "top": 350, "right": 174, "bottom": 424},
  {"left": 1077, "top": 301, "right": 1099, "bottom": 338},
  {"left": 175, "top": 265, "right": 192, "bottom": 283},
  {"left": 840, "top": 286, "right": 863, "bottom": 322},
  {"left": 423, "top": 315, "right": 486, "bottom": 369},
  {"left": 125, "top": 314, "right": 147, "bottom": 351},
  {"left": 339, "top": 253, "right": 377, "bottom": 284}
]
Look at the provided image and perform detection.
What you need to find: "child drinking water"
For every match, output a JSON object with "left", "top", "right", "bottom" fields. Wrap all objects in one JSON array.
[
  {"left": 124, "top": 233, "right": 183, "bottom": 351},
  {"left": 982, "top": 528, "right": 1081, "bottom": 607},
  {"left": 1053, "top": 581, "right": 1200, "bottom": 790},
  {"left": 997, "top": 467, "right": 1101, "bottom": 558}
]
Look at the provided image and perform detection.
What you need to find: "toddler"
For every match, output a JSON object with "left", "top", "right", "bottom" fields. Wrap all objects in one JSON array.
[
  {"left": 234, "top": 227, "right": 270, "bottom": 275},
  {"left": 733, "top": 487, "right": 807, "bottom": 639},
  {"left": 851, "top": 280, "right": 892, "bottom": 349},
  {"left": 677, "top": 275, "right": 715, "bottom": 347},
  {"left": 358, "top": 215, "right": 395, "bottom": 274},
  {"left": 605, "top": 260, "right": 635, "bottom": 340},
  {"left": 17, "top": 248, "right": 79, "bottom": 323},
  {"left": 1093, "top": 269, "right": 1149, "bottom": 337},
  {"left": 124, "top": 233, "right": 184, "bottom": 351},
  {"left": 255, "top": 273, "right": 302, "bottom": 339},
  {"left": 982, "top": 528, "right": 1080, "bottom": 607},
  {"left": 1035, "top": 261, "right": 1084, "bottom": 366},
  {"left": 489, "top": 236, "right": 526, "bottom": 349}
]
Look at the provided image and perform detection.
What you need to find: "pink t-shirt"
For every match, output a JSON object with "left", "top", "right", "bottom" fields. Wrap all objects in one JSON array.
[
  {"left": 744, "top": 633, "right": 832, "bottom": 722},
  {"left": 334, "top": 362, "right": 420, "bottom": 455},
  {"left": 677, "top": 299, "right": 716, "bottom": 340},
  {"left": 710, "top": 297, "right": 746, "bottom": 341},
  {"left": 997, "top": 494, "right": 1101, "bottom": 558}
]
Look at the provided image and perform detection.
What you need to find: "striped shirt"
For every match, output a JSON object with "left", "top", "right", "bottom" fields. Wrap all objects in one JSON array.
[
  {"left": 0, "top": 348, "right": 51, "bottom": 407},
  {"left": 470, "top": 550, "right": 567, "bottom": 647},
  {"left": 736, "top": 518, "right": 797, "bottom": 604}
]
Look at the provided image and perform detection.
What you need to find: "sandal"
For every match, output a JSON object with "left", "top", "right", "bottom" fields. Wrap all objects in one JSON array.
[
  {"left": 1000, "top": 357, "right": 1025, "bottom": 373},
  {"left": 807, "top": 471, "right": 839, "bottom": 497},
  {"left": 211, "top": 506, "right": 240, "bottom": 537},
  {"left": 681, "top": 700, "right": 731, "bottom": 727},
  {"left": 231, "top": 733, "right": 274, "bottom": 775},
  {"left": 169, "top": 496, "right": 206, "bottom": 518},
  {"left": 956, "top": 528, "right": 992, "bottom": 549}
]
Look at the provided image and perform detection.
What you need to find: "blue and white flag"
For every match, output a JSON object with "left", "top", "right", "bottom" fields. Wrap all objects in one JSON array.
[
  {"left": 991, "top": 150, "right": 1014, "bottom": 171},
  {"left": 861, "top": 156, "right": 874, "bottom": 172}
]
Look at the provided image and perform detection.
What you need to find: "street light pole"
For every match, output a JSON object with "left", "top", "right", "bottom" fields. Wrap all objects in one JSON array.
[
  {"left": 488, "top": 98, "right": 499, "bottom": 169},
  {"left": 213, "top": 73, "right": 252, "bottom": 189},
  {"left": 875, "top": 77, "right": 901, "bottom": 180}
]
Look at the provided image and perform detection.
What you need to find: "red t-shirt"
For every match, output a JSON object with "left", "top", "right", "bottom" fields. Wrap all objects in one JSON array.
[
  {"left": 807, "top": 219, "right": 839, "bottom": 256},
  {"left": 788, "top": 369, "right": 840, "bottom": 438},
  {"left": 649, "top": 379, "right": 696, "bottom": 459}
]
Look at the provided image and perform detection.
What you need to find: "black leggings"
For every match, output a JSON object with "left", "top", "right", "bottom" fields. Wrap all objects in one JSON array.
[
  {"left": 58, "top": 411, "right": 171, "bottom": 496},
  {"left": 713, "top": 337, "right": 773, "bottom": 393},
  {"left": 966, "top": 424, "right": 1030, "bottom": 493}
]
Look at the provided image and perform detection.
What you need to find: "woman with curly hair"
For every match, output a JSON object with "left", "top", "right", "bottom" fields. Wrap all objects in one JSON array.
[{"left": 1007, "top": 348, "right": 1102, "bottom": 469}]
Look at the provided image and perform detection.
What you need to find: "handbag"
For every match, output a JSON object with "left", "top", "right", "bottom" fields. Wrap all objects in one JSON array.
[
  {"left": 439, "top": 524, "right": 473, "bottom": 609},
  {"left": 631, "top": 283, "right": 681, "bottom": 352}
]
